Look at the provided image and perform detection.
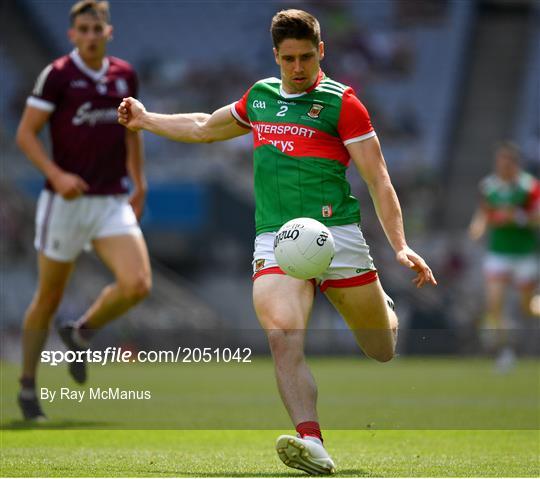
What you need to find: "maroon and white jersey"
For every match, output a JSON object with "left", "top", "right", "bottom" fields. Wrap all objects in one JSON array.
[{"left": 27, "top": 50, "right": 138, "bottom": 195}]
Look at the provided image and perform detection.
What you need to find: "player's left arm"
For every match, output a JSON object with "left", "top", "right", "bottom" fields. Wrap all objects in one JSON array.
[
  {"left": 468, "top": 202, "right": 489, "bottom": 241},
  {"left": 125, "top": 129, "right": 147, "bottom": 220},
  {"left": 348, "top": 136, "right": 437, "bottom": 288}
]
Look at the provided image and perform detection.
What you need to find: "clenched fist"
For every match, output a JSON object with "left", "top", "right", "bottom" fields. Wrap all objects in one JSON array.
[{"left": 118, "top": 97, "right": 146, "bottom": 131}]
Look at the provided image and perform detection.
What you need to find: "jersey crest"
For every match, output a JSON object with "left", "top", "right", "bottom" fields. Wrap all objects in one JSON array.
[{"left": 307, "top": 103, "right": 324, "bottom": 119}]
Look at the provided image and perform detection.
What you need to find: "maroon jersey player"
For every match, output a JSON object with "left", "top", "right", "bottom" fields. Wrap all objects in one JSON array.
[
  {"left": 29, "top": 51, "right": 137, "bottom": 195},
  {"left": 15, "top": 0, "right": 152, "bottom": 421}
]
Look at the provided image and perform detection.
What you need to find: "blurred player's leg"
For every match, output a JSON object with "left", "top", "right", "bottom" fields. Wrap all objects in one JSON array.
[
  {"left": 484, "top": 277, "right": 508, "bottom": 328},
  {"left": 83, "top": 233, "right": 151, "bottom": 328},
  {"left": 58, "top": 234, "right": 151, "bottom": 383},
  {"left": 515, "top": 254, "right": 539, "bottom": 318},
  {"left": 19, "top": 254, "right": 74, "bottom": 420},
  {"left": 253, "top": 273, "right": 335, "bottom": 473},
  {"left": 519, "top": 283, "right": 538, "bottom": 318},
  {"left": 529, "top": 293, "right": 540, "bottom": 316},
  {"left": 484, "top": 277, "right": 515, "bottom": 372},
  {"left": 325, "top": 279, "right": 397, "bottom": 362}
]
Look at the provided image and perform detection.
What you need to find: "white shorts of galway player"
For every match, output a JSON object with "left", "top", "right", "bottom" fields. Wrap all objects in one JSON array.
[
  {"left": 276, "top": 435, "right": 336, "bottom": 475},
  {"left": 34, "top": 190, "right": 141, "bottom": 262},
  {"left": 484, "top": 252, "right": 539, "bottom": 286},
  {"left": 253, "top": 223, "right": 377, "bottom": 290}
]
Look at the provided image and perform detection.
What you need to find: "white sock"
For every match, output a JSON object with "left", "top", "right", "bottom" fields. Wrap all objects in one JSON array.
[{"left": 19, "top": 388, "right": 37, "bottom": 400}]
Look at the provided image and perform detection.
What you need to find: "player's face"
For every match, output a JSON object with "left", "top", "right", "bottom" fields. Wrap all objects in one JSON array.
[
  {"left": 68, "top": 13, "right": 112, "bottom": 64},
  {"left": 274, "top": 39, "right": 324, "bottom": 94},
  {"left": 495, "top": 150, "right": 519, "bottom": 181}
]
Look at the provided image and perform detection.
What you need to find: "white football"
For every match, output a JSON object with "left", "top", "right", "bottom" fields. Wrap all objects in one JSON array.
[{"left": 274, "top": 218, "right": 335, "bottom": 280}]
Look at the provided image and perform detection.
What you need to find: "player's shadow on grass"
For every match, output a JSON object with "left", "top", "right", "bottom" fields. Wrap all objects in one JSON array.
[{"left": 1, "top": 419, "right": 114, "bottom": 430}]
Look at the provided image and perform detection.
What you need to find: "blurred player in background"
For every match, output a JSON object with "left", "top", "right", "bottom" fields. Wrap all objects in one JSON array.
[
  {"left": 469, "top": 141, "right": 540, "bottom": 371},
  {"left": 15, "top": 0, "right": 151, "bottom": 421},
  {"left": 118, "top": 9, "right": 436, "bottom": 474}
]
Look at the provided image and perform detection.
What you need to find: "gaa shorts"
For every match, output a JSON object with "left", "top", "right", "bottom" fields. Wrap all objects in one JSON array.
[
  {"left": 252, "top": 223, "right": 377, "bottom": 292},
  {"left": 34, "top": 190, "right": 141, "bottom": 262},
  {"left": 484, "top": 252, "right": 539, "bottom": 286}
]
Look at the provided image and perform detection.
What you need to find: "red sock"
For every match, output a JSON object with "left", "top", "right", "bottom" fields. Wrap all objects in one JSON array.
[{"left": 296, "top": 421, "right": 323, "bottom": 443}]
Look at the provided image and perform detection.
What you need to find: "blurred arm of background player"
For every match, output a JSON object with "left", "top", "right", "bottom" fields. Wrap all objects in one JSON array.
[
  {"left": 16, "top": 105, "right": 89, "bottom": 199},
  {"left": 125, "top": 130, "right": 147, "bottom": 219},
  {"left": 117, "top": 97, "right": 249, "bottom": 143},
  {"left": 469, "top": 202, "right": 489, "bottom": 241},
  {"left": 348, "top": 135, "right": 437, "bottom": 288},
  {"left": 469, "top": 197, "right": 540, "bottom": 242}
]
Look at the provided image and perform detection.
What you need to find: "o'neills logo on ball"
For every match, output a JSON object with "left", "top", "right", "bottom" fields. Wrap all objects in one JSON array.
[
  {"left": 274, "top": 228, "right": 300, "bottom": 248},
  {"left": 307, "top": 103, "right": 324, "bottom": 119},
  {"left": 316, "top": 231, "right": 329, "bottom": 246}
]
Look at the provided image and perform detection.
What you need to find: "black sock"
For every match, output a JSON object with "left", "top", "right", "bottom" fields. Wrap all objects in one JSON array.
[{"left": 78, "top": 322, "right": 95, "bottom": 342}]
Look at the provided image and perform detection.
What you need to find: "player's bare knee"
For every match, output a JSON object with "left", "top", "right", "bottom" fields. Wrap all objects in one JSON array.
[
  {"left": 371, "top": 349, "right": 395, "bottom": 363},
  {"left": 519, "top": 288, "right": 535, "bottom": 316},
  {"left": 363, "top": 343, "right": 395, "bottom": 363},
  {"left": 266, "top": 329, "right": 304, "bottom": 358},
  {"left": 267, "top": 328, "right": 293, "bottom": 347},
  {"left": 118, "top": 274, "right": 151, "bottom": 302}
]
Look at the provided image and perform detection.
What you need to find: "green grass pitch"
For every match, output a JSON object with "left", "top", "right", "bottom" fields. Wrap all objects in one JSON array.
[
  {"left": 1, "top": 429, "right": 538, "bottom": 477},
  {"left": 1, "top": 357, "right": 539, "bottom": 476}
]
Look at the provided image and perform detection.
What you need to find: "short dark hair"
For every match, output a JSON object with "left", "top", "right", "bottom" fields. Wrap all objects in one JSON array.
[
  {"left": 70, "top": 0, "right": 110, "bottom": 25},
  {"left": 271, "top": 9, "right": 321, "bottom": 49}
]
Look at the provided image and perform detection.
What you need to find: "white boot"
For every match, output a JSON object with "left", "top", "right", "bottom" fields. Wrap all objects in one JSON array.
[{"left": 276, "top": 435, "right": 336, "bottom": 475}]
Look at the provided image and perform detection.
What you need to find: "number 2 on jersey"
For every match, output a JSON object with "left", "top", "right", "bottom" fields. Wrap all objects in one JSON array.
[{"left": 276, "top": 105, "right": 288, "bottom": 117}]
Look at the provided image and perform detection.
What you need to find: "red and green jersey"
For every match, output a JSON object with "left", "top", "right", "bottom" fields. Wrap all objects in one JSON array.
[
  {"left": 480, "top": 171, "right": 540, "bottom": 255},
  {"left": 231, "top": 70, "right": 375, "bottom": 235}
]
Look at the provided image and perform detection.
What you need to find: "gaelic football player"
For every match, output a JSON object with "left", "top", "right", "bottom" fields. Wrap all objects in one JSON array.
[
  {"left": 469, "top": 142, "right": 539, "bottom": 371},
  {"left": 118, "top": 9, "right": 436, "bottom": 474},
  {"left": 16, "top": 0, "right": 151, "bottom": 420}
]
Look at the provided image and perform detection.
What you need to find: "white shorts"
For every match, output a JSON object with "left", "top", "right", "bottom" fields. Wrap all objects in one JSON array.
[
  {"left": 34, "top": 190, "right": 141, "bottom": 262},
  {"left": 252, "top": 223, "right": 377, "bottom": 292},
  {"left": 484, "top": 252, "right": 539, "bottom": 286}
]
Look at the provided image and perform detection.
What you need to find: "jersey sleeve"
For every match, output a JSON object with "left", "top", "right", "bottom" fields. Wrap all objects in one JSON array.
[
  {"left": 337, "top": 88, "right": 376, "bottom": 145},
  {"left": 230, "top": 87, "right": 252, "bottom": 128},
  {"left": 525, "top": 178, "right": 540, "bottom": 213},
  {"left": 26, "top": 64, "right": 63, "bottom": 113},
  {"left": 479, "top": 176, "right": 490, "bottom": 197}
]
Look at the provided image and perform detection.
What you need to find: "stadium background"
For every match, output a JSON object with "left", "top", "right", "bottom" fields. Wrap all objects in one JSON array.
[{"left": 1, "top": 0, "right": 539, "bottom": 432}]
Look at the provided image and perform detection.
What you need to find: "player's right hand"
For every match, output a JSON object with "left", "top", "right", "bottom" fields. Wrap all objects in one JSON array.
[
  {"left": 118, "top": 97, "right": 146, "bottom": 131},
  {"left": 50, "top": 171, "right": 89, "bottom": 199},
  {"left": 395, "top": 246, "right": 437, "bottom": 288}
]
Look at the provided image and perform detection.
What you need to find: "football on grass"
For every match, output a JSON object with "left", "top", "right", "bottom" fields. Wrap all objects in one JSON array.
[{"left": 274, "top": 218, "right": 335, "bottom": 280}]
